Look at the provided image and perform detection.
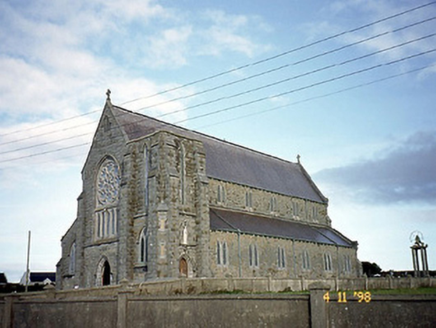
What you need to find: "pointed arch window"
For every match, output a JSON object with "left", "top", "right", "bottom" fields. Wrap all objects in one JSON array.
[
  {"left": 245, "top": 191, "right": 253, "bottom": 209},
  {"left": 139, "top": 228, "right": 149, "bottom": 270},
  {"left": 302, "top": 250, "right": 310, "bottom": 270},
  {"left": 324, "top": 252, "right": 333, "bottom": 271},
  {"left": 249, "top": 244, "right": 259, "bottom": 268},
  {"left": 95, "top": 157, "right": 120, "bottom": 241},
  {"left": 68, "top": 242, "right": 76, "bottom": 275},
  {"left": 270, "top": 196, "right": 277, "bottom": 212},
  {"left": 180, "top": 144, "right": 186, "bottom": 205},
  {"left": 216, "top": 240, "right": 228, "bottom": 266},
  {"left": 343, "top": 255, "right": 351, "bottom": 273},
  {"left": 277, "top": 247, "right": 286, "bottom": 269},
  {"left": 293, "top": 201, "right": 300, "bottom": 218},
  {"left": 217, "top": 185, "right": 226, "bottom": 204},
  {"left": 181, "top": 221, "right": 188, "bottom": 245},
  {"left": 312, "top": 206, "right": 318, "bottom": 221},
  {"left": 144, "top": 147, "right": 149, "bottom": 213}
]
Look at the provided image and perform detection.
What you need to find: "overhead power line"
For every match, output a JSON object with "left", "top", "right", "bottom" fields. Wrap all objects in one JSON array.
[
  {"left": 1, "top": 48, "right": 434, "bottom": 165},
  {"left": 194, "top": 63, "right": 436, "bottom": 131},
  {"left": 0, "top": 0, "right": 435, "bottom": 140},
  {"left": 172, "top": 48, "right": 436, "bottom": 125},
  {"left": 1, "top": 14, "right": 435, "bottom": 152},
  {"left": 151, "top": 32, "right": 436, "bottom": 121},
  {"left": 0, "top": 29, "right": 434, "bottom": 157},
  {"left": 123, "top": 0, "right": 436, "bottom": 106},
  {"left": 137, "top": 15, "right": 436, "bottom": 118}
]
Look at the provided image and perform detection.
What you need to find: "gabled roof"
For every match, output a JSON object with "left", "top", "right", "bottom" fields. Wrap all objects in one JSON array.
[
  {"left": 210, "top": 208, "right": 353, "bottom": 247},
  {"left": 110, "top": 104, "right": 327, "bottom": 203},
  {"left": 29, "top": 272, "right": 56, "bottom": 283}
]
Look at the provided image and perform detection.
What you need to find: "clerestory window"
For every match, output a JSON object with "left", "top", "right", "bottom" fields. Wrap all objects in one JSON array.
[
  {"left": 217, "top": 185, "right": 226, "bottom": 204},
  {"left": 245, "top": 191, "right": 253, "bottom": 209}
]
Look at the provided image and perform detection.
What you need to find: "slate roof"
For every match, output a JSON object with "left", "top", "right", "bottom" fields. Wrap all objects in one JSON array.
[
  {"left": 29, "top": 272, "right": 56, "bottom": 283},
  {"left": 210, "top": 208, "right": 353, "bottom": 247},
  {"left": 111, "top": 104, "right": 327, "bottom": 203}
]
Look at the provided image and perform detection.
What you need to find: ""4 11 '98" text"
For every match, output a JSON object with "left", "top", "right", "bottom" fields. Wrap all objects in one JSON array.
[{"left": 323, "top": 291, "right": 371, "bottom": 303}]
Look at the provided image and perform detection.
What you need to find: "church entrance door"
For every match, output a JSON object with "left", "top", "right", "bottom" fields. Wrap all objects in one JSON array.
[
  {"left": 179, "top": 258, "right": 188, "bottom": 277},
  {"left": 102, "top": 261, "right": 111, "bottom": 286}
]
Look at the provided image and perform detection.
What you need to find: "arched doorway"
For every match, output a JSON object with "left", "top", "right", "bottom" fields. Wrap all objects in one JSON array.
[
  {"left": 179, "top": 258, "right": 188, "bottom": 277},
  {"left": 96, "top": 257, "right": 112, "bottom": 287},
  {"left": 102, "top": 261, "right": 111, "bottom": 286}
]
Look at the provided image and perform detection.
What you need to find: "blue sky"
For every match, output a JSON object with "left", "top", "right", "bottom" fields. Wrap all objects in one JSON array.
[{"left": 0, "top": 0, "right": 435, "bottom": 282}]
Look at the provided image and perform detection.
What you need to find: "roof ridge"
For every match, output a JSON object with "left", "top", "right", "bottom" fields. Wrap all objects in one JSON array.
[{"left": 112, "top": 105, "right": 299, "bottom": 167}]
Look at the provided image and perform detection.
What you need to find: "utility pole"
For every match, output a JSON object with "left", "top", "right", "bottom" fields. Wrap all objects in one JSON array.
[{"left": 25, "top": 230, "right": 31, "bottom": 292}]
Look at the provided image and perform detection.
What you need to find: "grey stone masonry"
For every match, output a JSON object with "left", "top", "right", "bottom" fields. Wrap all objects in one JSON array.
[{"left": 57, "top": 97, "right": 360, "bottom": 290}]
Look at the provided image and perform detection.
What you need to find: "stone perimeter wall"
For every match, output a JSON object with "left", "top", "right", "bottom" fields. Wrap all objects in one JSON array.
[{"left": 1, "top": 278, "right": 436, "bottom": 328}]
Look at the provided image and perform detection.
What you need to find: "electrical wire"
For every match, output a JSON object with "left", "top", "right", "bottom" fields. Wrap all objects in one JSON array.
[
  {"left": 194, "top": 63, "right": 436, "bottom": 131},
  {"left": 1, "top": 17, "right": 435, "bottom": 151},
  {"left": 1, "top": 1, "right": 434, "bottom": 140},
  {"left": 172, "top": 48, "right": 436, "bottom": 124},
  {"left": 1, "top": 48, "right": 434, "bottom": 165}
]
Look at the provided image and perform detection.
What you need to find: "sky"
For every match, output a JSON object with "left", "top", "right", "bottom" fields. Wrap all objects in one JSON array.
[{"left": 0, "top": 0, "right": 435, "bottom": 282}]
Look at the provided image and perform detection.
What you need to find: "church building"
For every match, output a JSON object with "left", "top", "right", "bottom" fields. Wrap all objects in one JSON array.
[{"left": 56, "top": 93, "right": 360, "bottom": 289}]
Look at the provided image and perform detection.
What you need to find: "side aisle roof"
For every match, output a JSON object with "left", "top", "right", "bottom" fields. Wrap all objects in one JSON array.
[
  {"left": 210, "top": 208, "right": 353, "bottom": 247},
  {"left": 111, "top": 105, "right": 327, "bottom": 203}
]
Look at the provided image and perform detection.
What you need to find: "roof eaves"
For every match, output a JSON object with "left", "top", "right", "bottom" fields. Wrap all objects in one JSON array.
[
  {"left": 210, "top": 225, "right": 347, "bottom": 246},
  {"left": 210, "top": 208, "right": 352, "bottom": 247}
]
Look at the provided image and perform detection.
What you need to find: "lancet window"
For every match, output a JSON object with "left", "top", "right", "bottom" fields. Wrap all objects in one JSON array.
[
  {"left": 68, "top": 242, "right": 76, "bottom": 275},
  {"left": 139, "top": 228, "right": 149, "bottom": 270}
]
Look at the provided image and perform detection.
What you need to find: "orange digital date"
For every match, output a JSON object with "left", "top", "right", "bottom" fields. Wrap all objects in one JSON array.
[{"left": 323, "top": 291, "right": 371, "bottom": 303}]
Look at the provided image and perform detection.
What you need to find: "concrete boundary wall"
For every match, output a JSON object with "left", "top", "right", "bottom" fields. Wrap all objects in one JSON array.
[
  {"left": 121, "top": 276, "right": 436, "bottom": 296},
  {"left": 1, "top": 277, "right": 436, "bottom": 328}
]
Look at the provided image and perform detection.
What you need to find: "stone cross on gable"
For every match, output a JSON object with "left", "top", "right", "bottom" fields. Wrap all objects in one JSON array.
[{"left": 106, "top": 89, "right": 111, "bottom": 101}]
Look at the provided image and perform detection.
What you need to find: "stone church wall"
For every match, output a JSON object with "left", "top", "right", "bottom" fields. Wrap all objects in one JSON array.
[
  {"left": 210, "top": 231, "right": 359, "bottom": 279},
  {"left": 125, "top": 130, "right": 211, "bottom": 282},
  {"left": 58, "top": 105, "right": 133, "bottom": 288},
  {"left": 208, "top": 178, "right": 329, "bottom": 226}
]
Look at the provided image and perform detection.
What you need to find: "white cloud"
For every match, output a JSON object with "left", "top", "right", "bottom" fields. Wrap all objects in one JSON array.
[
  {"left": 315, "top": 130, "right": 436, "bottom": 204},
  {"left": 198, "top": 10, "right": 272, "bottom": 58},
  {"left": 96, "top": 0, "right": 167, "bottom": 21},
  {"left": 144, "top": 26, "right": 193, "bottom": 68},
  {"left": 0, "top": 0, "right": 274, "bottom": 175}
]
